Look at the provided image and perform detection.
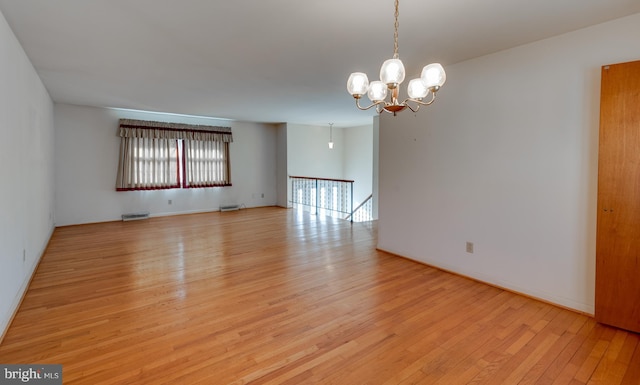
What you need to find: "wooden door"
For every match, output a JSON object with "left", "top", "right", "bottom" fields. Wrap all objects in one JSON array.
[{"left": 595, "top": 60, "right": 640, "bottom": 333}]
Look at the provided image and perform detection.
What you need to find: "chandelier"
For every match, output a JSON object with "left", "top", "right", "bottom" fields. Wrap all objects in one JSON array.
[{"left": 346, "top": 0, "right": 446, "bottom": 115}]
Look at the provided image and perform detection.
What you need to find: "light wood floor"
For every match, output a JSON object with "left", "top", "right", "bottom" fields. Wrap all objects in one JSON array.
[{"left": 1, "top": 207, "right": 638, "bottom": 384}]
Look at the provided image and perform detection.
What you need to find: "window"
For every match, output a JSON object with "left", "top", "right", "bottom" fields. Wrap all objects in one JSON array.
[{"left": 115, "top": 119, "right": 232, "bottom": 191}]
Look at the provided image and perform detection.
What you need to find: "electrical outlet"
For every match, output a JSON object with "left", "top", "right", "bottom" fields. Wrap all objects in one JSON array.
[
  {"left": 466, "top": 242, "right": 474, "bottom": 254},
  {"left": 23, "top": 249, "right": 26, "bottom": 262},
  {"left": 168, "top": 199, "right": 172, "bottom": 205},
  {"left": 261, "top": 193, "right": 264, "bottom": 198}
]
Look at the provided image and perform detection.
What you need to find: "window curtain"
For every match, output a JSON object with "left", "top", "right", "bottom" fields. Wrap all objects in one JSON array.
[
  {"left": 183, "top": 140, "right": 231, "bottom": 188},
  {"left": 115, "top": 137, "right": 180, "bottom": 190},
  {"left": 115, "top": 119, "right": 233, "bottom": 191}
]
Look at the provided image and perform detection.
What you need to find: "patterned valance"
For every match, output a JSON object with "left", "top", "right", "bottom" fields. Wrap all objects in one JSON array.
[{"left": 118, "top": 119, "right": 233, "bottom": 142}]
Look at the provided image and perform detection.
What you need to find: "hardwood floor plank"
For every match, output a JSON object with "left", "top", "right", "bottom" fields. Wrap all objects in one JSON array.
[
  {"left": 574, "top": 328, "right": 617, "bottom": 383},
  {"left": 587, "top": 330, "right": 630, "bottom": 385},
  {"left": 0, "top": 208, "right": 638, "bottom": 384}
]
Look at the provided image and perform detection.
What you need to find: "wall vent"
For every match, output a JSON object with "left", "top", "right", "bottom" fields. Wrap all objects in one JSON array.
[
  {"left": 122, "top": 212, "right": 150, "bottom": 221},
  {"left": 220, "top": 205, "right": 240, "bottom": 212}
]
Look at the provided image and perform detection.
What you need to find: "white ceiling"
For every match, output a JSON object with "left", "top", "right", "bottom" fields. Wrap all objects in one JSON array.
[{"left": 1, "top": 1, "right": 639, "bottom": 127}]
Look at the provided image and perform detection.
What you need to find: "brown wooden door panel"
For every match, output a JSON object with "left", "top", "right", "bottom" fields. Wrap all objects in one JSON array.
[{"left": 595, "top": 60, "right": 640, "bottom": 333}]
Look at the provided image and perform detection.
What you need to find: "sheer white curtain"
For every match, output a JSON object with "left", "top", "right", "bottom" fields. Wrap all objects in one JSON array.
[
  {"left": 183, "top": 139, "right": 230, "bottom": 188},
  {"left": 115, "top": 137, "right": 180, "bottom": 190}
]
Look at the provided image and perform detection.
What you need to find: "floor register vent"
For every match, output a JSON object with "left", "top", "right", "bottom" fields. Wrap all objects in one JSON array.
[
  {"left": 220, "top": 205, "right": 240, "bottom": 212},
  {"left": 122, "top": 212, "right": 150, "bottom": 221}
]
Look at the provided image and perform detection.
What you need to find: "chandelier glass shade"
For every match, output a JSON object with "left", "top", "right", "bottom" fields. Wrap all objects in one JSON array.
[{"left": 347, "top": 0, "right": 446, "bottom": 115}]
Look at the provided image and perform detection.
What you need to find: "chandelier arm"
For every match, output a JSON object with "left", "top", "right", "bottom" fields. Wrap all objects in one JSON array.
[
  {"left": 402, "top": 93, "right": 437, "bottom": 108},
  {"left": 405, "top": 103, "right": 419, "bottom": 113},
  {"left": 355, "top": 98, "right": 387, "bottom": 111}
]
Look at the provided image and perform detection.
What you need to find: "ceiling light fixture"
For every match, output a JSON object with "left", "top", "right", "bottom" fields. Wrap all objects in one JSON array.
[
  {"left": 346, "top": 0, "right": 446, "bottom": 115},
  {"left": 328, "top": 123, "right": 334, "bottom": 149}
]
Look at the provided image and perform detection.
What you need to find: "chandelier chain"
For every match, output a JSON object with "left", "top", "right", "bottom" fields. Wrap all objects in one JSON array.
[{"left": 393, "top": 0, "right": 399, "bottom": 59}]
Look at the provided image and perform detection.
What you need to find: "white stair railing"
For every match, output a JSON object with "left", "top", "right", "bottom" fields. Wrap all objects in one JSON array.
[{"left": 290, "top": 176, "right": 354, "bottom": 221}]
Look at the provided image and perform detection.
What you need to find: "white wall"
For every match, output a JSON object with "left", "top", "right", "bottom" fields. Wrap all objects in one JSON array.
[
  {"left": 378, "top": 13, "right": 640, "bottom": 314},
  {"left": 372, "top": 116, "right": 379, "bottom": 220},
  {"left": 54, "top": 104, "right": 278, "bottom": 226},
  {"left": 0, "top": 10, "right": 54, "bottom": 338},
  {"left": 344, "top": 124, "right": 373, "bottom": 207},
  {"left": 275, "top": 123, "right": 288, "bottom": 207},
  {"left": 287, "top": 123, "right": 345, "bottom": 179},
  {"left": 286, "top": 123, "right": 345, "bottom": 211}
]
